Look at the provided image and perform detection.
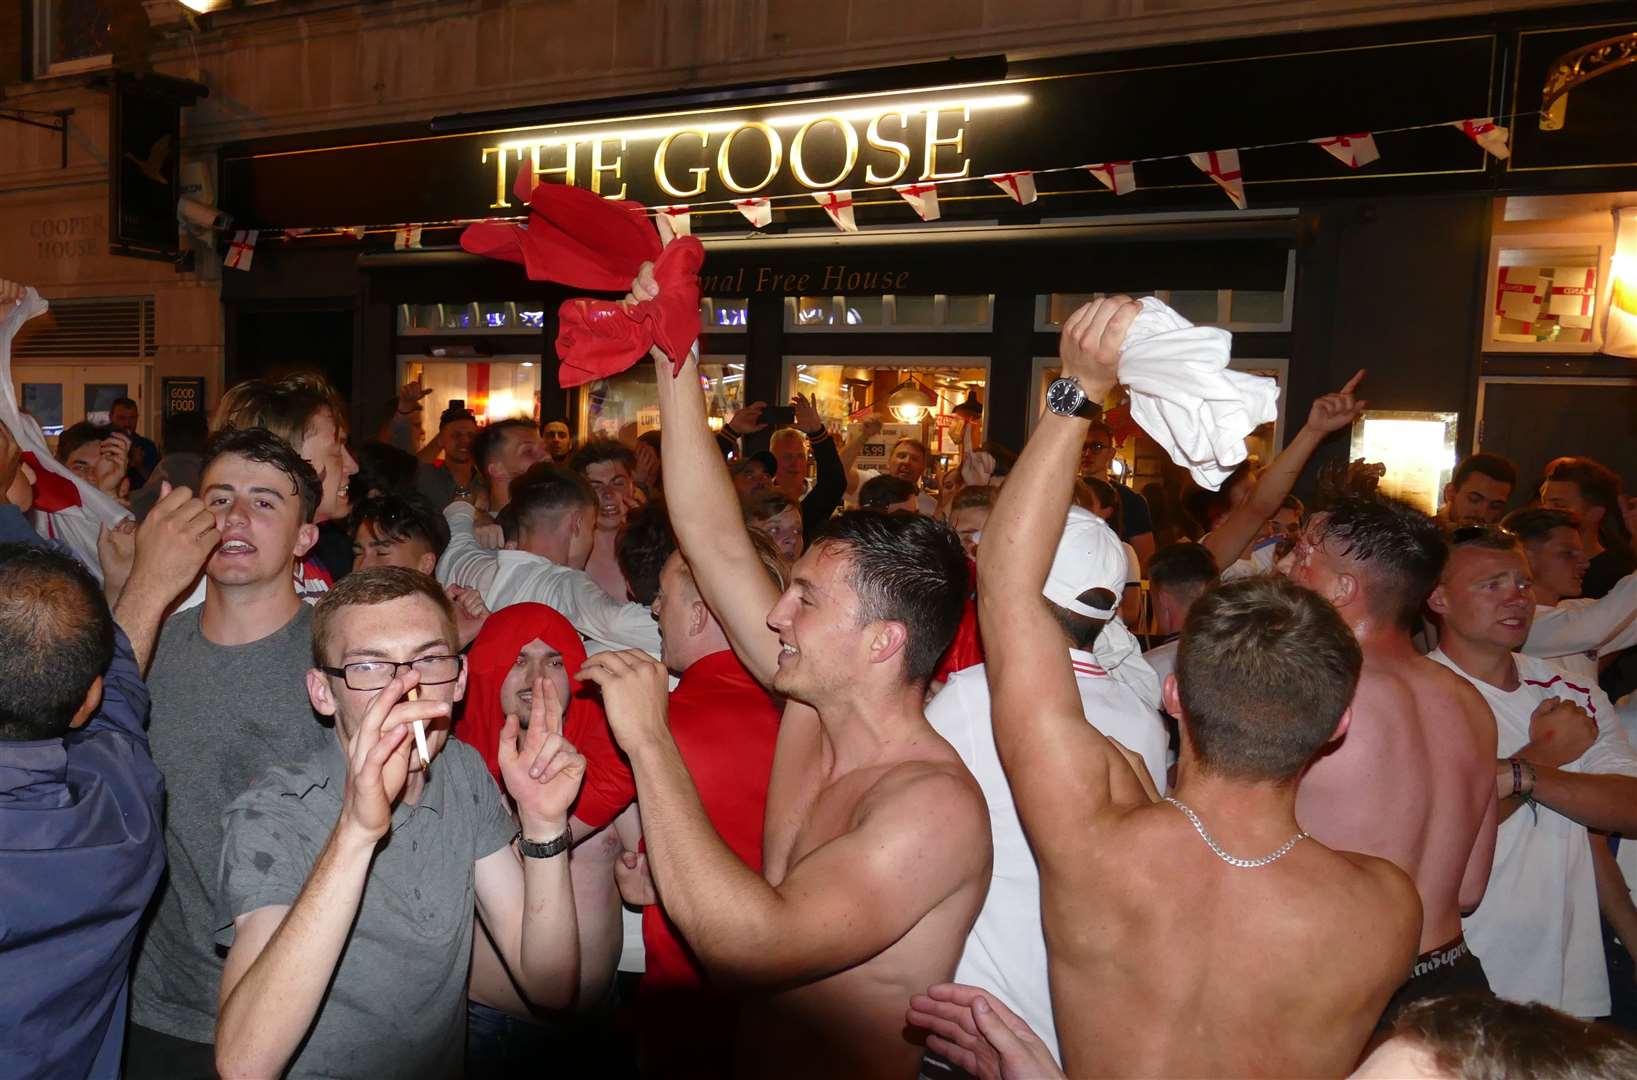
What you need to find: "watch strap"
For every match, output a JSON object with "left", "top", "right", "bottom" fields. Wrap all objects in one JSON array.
[{"left": 515, "top": 827, "right": 573, "bottom": 859}]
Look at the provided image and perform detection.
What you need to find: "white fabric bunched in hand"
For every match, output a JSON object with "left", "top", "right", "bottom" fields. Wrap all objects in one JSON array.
[{"left": 1117, "top": 297, "right": 1279, "bottom": 491}]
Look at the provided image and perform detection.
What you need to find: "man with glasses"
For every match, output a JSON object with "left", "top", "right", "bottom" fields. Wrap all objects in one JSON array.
[
  {"left": 1079, "top": 420, "right": 1155, "bottom": 571},
  {"left": 214, "top": 568, "right": 589, "bottom": 1078},
  {"left": 1427, "top": 526, "right": 1637, "bottom": 1018},
  {"left": 126, "top": 427, "right": 337, "bottom": 1079}
]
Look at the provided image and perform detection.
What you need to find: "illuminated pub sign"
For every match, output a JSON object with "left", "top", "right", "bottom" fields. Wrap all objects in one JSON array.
[{"left": 221, "top": 34, "right": 1497, "bottom": 229}]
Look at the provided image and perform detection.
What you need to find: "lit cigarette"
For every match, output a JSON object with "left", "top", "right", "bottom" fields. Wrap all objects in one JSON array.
[{"left": 406, "top": 687, "right": 431, "bottom": 769}]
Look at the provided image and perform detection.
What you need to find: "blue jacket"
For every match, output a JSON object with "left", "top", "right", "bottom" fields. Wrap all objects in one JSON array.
[{"left": 0, "top": 505, "right": 166, "bottom": 1079}]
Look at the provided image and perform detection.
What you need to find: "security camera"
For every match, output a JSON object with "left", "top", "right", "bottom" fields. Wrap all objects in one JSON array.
[{"left": 177, "top": 196, "right": 232, "bottom": 231}]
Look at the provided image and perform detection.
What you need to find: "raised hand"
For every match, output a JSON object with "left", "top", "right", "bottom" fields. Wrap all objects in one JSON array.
[
  {"left": 128, "top": 481, "right": 221, "bottom": 603},
  {"left": 446, "top": 583, "right": 490, "bottom": 649},
  {"left": 1058, "top": 296, "right": 1140, "bottom": 400},
  {"left": 92, "top": 431, "right": 131, "bottom": 496},
  {"left": 1524, "top": 698, "right": 1597, "bottom": 767},
  {"left": 726, "top": 401, "right": 769, "bottom": 438},
  {"left": 633, "top": 441, "right": 661, "bottom": 487},
  {"left": 791, "top": 392, "right": 823, "bottom": 434},
  {"left": 98, "top": 518, "right": 138, "bottom": 602},
  {"left": 576, "top": 649, "right": 672, "bottom": 755},
  {"left": 906, "top": 984, "right": 1065, "bottom": 1080},
  {"left": 860, "top": 414, "right": 884, "bottom": 439},
  {"left": 498, "top": 676, "right": 586, "bottom": 833},
  {"left": 398, "top": 378, "right": 430, "bottom": 412},
  {"left": 626, "top": 261, "right": 661, "bottom": 306},
  {"left": 342, "top": 671, "right": 451, "bottom": 841},
  {"left": 1305, "top": 370, "right": 1367, "bottom": 435},
  {"left": 960, "top": 419, "right": 996, "bottom": 487}
]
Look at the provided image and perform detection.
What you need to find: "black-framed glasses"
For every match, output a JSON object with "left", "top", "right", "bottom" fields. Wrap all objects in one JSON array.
[
  {"left": 1451, "top": 524, "right": 1516, "bottom": 545},
  {"left": 320, "top": 655, "right": 463, "bottom": 691}
]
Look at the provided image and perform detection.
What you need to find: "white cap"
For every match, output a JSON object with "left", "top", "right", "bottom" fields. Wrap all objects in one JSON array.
[{"left": 1042, "top": 506, "right": 1128, "bottom": 622}]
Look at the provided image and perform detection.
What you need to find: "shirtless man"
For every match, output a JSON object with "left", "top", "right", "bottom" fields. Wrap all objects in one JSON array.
[
  {"left": 1285, "top": 496, "right": 1499, "bottom": 1017},
  {"left": 581, "top": 263, "right": 991, "bottom": 1079},
  {"left": 976, "top": 297, "right": 1421, "bottom": 1077}
]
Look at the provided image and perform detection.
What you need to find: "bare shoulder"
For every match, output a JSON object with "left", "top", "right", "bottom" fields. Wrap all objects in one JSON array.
[
  {"left": 853, "top": 758, "right": 990, "bottom": 858},
  {"left": 861, "top": 758, "right": 986, "bottom": 822},
  {"left": 1338, "top": 849, "right": 1423, "bottom": 940}
]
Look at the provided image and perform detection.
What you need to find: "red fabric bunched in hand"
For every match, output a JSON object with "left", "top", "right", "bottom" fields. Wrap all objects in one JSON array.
[
  {"left": 20, "top": 451, "right": 81, "bottom": 513},
  {"left": 460, "top": 168, "right": 704, "bottom": 388}
]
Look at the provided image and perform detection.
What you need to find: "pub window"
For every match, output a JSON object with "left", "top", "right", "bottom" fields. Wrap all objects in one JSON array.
[
  {"left": 580, "top": 358, "right": 746, "bottom": 440},
  {"left": 784, "top": 295, "right": 995, "bottom": 332},
  {"left": 780, "top": 358, "right": 991, "bottom": 485},
  {"left": 397, "top": 302, "right": 548, "bottom": 336},
  {"left": 1034, "top": 253, "right": 1296, "bottom": 333},
  {"left": 397, "top": 358, "right": 545, "bottom": 430},
  {"left": 34, "top": 0, "right": 113, "bottom": 76},
  {"left": 701, "top": 298, "right": 749, "bottom": 332}
]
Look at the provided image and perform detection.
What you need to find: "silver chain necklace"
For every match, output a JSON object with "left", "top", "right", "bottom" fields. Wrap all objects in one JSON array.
[{"left": 1164, "top": 796, "right": 1309, "bottom": 869}]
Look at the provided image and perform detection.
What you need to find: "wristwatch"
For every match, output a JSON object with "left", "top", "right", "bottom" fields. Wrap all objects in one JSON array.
[
  {"left": 515, "top": 827, "right": 573, "bottom": 859},
  {"left": 1046, "top": 376, "right": 1104, "bottom": 420}
]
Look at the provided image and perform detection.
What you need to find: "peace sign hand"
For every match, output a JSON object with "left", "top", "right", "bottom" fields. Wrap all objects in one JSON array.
[{"left": 498, "top": 676, "right": 585, "bottom": 834}]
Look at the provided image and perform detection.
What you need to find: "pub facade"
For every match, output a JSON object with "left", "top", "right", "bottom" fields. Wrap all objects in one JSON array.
[{"left": 4, "top": 0, "right": 1635, "bottom": 501}]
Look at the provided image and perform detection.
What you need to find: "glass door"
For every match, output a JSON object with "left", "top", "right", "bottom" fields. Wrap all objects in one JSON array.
[{"left": 11, "top": 363, "right": 147, "bottom": 445}]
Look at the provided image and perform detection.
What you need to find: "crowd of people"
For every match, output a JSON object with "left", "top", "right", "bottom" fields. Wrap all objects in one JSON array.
[{"left": 6, "top": 270, "right": 1637, "bottom": 1080}]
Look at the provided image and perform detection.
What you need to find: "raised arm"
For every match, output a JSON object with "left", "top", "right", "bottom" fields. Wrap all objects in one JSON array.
[
  {"left": 437, "top": 502, "right": 501, "bottom": 596},
  {"left": 979, "top": 299, "right": 1154, "bottom": 862},
  {"left": 639, "top": 267, "right": 783, "bottom": 682},
  {"left": 796, "top": 393, "right": 845, "bottom": 536},
  {"left": 475, "top": 677, "right": 586, "bottom": 1010},
  {"left": 1202, "top": 371, "right": 1365, "bottom": 571},
  {"left": 111, "top": 483, "right": 220, "bottom": 673},
  {"left": 1525, "top": 569, "right": 1637, "bottom": 659},
  {"left": 582, "top": 650, "right": 988, "bottom": 984}
]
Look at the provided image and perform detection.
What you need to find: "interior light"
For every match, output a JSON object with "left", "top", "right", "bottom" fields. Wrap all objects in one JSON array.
[
  {"left": 891, "top": 403, "right": 929, "bottom": 424},
  {"left": 707, "top": 416, "right": 725, "bottom": 432},
  {"left": 519, "top": 361, "right": 534, "bottom": 368}
]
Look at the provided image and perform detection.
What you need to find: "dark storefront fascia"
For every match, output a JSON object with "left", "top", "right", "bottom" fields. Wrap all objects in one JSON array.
[{"left": 216, "top": 2, "right": 1637, "bottom": 479}]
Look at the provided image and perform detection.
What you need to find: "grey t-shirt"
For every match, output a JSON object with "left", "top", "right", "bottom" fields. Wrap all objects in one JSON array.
[
  {"left": 216, "top": 737, "right": 516, "bottom": 1079},
  {"left": 132, "top": 603, "right": 331, "bottom": 1044}
]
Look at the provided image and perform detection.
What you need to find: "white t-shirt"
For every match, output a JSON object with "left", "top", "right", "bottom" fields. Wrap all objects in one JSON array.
[
  {"left": 926, "top": 651, "right": 1168, "bottom": 1065},
  {"left": 1121, "top": 541, "right": 1141, "bottom": 587},
  {"left": 1220, "top": 536, "right": 1279, "bottom": 581},
  {"left": 1429, "top": 649, "right": 1637, "bottom": 1017},
  {"left": 1524, "top": 570, "right": 1637, "bottom": 681}
]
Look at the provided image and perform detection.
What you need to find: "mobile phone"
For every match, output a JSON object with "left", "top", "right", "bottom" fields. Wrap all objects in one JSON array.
[{"left": 763, "top": 405, "right": 796, "bottom": 426}]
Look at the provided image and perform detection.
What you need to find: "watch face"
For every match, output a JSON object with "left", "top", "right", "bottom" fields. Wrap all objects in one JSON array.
[{"left": 1047, "top": 378, "right": 1083, "bottom": 414}]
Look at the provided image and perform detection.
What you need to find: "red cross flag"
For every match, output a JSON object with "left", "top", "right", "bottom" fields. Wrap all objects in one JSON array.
[
  {"left": 394, "top": 225, "right": 423, "bottom": 250},
  {"left": 733, "top": 197, "right": 772, "bottom": 228},
  {"left": 1310, "top": 133, "right": 1381, "bottom": 169},
  {"left": 893, "top": 182, "right": 941, "bottom": 221},
  {"left": 813, "top": 189, "right": 857, "bottom": 233},
  {"left": 1084, "top": 161, "right": 1135, "bottom": 195},
  {"left": 1454, "top": 118, "right": 1511, "bottom": 160},
  {"left": 989, "top": 171, "right": 1038, "bottom": 205},
  {"left": 655, "top": 205, "right": 692, "bottom": 243},
  {"left": 224, "top": 230, "right": 258, "bottom": 271},
  {"left": 1189, "top": 149, "right": 1246, "bottom": 209}
]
